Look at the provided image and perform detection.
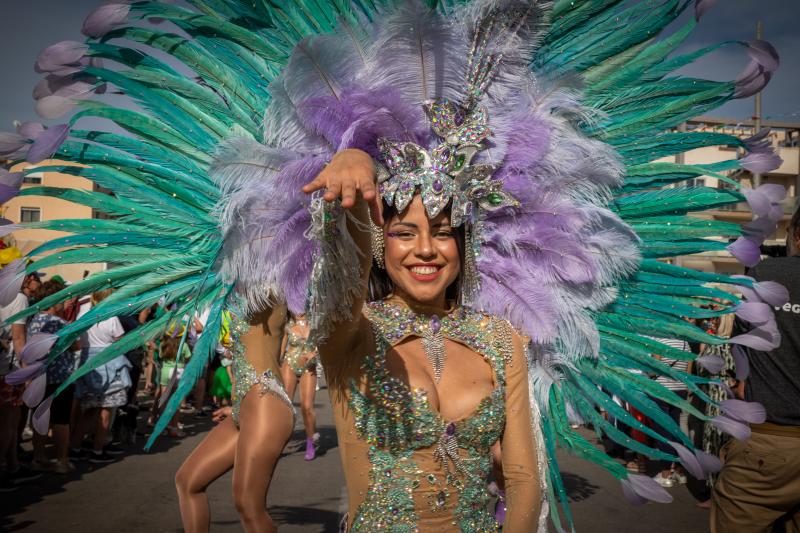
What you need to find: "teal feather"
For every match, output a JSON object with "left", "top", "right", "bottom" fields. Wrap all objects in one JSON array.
[{"left": 613, "top": 186, "right": 744, "bottom": 217}]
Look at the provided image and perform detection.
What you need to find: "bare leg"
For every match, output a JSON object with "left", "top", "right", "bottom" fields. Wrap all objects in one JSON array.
[
  {"left": 70, "top": 407, "right": 98, "bottom": 450},
  {"left": 92, "top": 407, "right": 112, "bottom": 452},
  {"left": 280, "top": 363, "right": 298, "bottom": 401},
  {"left": 52, "top": 423, "right": 69, "bottom": 463},
  {"left": 299, "top": 370, "right": 317, "bottom": 440},
  {"left": 176, "top": 416, "right": 238, "bottom": 533},
  {"left": 232, "top": 387, "right": 293, "bottom": 533}
]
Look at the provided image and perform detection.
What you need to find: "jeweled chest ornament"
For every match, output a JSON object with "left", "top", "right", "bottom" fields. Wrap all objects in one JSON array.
[{"left": 376, "top": 99, "right": 518, "bottom": 227}]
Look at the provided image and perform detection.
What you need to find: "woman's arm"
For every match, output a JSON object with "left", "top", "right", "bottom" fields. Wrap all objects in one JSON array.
[
  {"left": 500, "top": 330, "right": 542, "bottom": 532},
  {"left": 301, "top": 149, "right": 378, "bottom": 355}
]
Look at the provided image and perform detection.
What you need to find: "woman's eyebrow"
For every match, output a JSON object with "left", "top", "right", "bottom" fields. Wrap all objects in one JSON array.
[
  {"left": 389, "top": 222, "right": 419, "bottom": 229},
  {"left": 431, "top": 221, "right": 451, "bottom": 229}
]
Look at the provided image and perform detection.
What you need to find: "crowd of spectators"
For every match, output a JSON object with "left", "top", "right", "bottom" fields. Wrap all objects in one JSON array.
[{"left": 0, "top": 274, "right": 226, "bottom": 492}]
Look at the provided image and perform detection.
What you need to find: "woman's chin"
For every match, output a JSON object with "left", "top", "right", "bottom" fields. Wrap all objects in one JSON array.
[{"left": 394, "top": 283, "right": 447, "bottom": 307}]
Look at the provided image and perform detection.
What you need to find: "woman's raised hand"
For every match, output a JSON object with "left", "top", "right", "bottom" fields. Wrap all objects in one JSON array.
[{"left": 302, "top": 148, "right": 383, "bottom": 225}]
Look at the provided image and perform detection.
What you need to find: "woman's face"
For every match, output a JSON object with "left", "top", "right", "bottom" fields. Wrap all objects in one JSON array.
[{"left": 383, "top": 195, "right": 460, "bottom": 308}]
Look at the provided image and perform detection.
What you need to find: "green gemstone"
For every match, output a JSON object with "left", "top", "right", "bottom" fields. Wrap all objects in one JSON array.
[
  {"left": 453, "top": 154, "right": 466, "bottom": 170},
  {"left": 487, "top": 192, "right": 503, "bottom": 206}
]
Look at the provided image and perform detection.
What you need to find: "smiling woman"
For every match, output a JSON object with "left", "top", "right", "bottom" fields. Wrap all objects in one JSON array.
[{"left": 298, "top": 151, "right": 543, "bottom": 530}]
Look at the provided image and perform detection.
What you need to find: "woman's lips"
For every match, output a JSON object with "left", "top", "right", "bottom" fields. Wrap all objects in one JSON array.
[{"left": 407, "top": 264, "right": 442, "bottom": 282}]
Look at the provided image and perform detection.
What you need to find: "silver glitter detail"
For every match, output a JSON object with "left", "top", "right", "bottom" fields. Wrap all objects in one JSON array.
[
  {"left": 421, "top": 318, "right": 446, "bottom": 383},
  {"left": 306, "top": 195, "right": 367, "bottom": 345},
  {"left": 432, "top": 422, "right": 465, "bottom": 480}
]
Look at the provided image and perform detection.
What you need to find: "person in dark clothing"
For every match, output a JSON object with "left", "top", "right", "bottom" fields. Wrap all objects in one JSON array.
[{"left": 712, "top": 205, "right": 800, "bottom": 532}]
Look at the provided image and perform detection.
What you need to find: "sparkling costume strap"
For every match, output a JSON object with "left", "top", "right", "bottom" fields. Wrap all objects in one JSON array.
[{"left": 306, "top": 195, "right": 367, "bottom": 345}]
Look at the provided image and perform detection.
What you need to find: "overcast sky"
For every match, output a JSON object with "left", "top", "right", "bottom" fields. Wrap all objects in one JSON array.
[{"left": 1, "top": 0, "right": 798, "bottom": 130}]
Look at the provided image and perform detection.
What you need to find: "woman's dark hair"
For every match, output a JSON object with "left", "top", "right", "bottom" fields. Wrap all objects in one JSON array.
[{"left": 367, "top": 201, "right": 465, "bottom": 304}]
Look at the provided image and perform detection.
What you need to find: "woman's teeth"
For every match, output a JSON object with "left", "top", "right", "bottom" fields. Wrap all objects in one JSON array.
[{"left": 410, "top": 265, "right": 438, "bottom": 275}]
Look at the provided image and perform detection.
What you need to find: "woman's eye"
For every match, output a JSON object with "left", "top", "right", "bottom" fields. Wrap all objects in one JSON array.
[
  {"left": 387, "top": 231, "right": 416, "bottom": 240},
  {"left": 434, "top": 231, "right": 454, "bottom": 239}
]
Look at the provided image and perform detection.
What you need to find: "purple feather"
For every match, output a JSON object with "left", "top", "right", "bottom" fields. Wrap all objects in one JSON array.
[
  {"left": 27, "top": 124, "right": 70, "bottom": 164},
  {"left": 0, "top": 166, "right": 24, "bottom": 191},
  {"left": 753, "top": 281, "right": 790, "bottom": 306},
  {"left": 720, "top": 399, "right": 767, "bottom": 424},
  {"left": 695, "top": 449, "right": 722, "bottom": 474},
  {"left": 729, "top": 325, "right": 779, "bottom": 351},
  {"left": 0, "top": 184, "right": 20, "bottom": 205},
  {"left": 82, "top": 3, "right": 131, "bottom": 38},
  {"left": 730, "top": 344, "right": 750, "bottom": 380},
  {"left": 742, "top": 217, "right": 777, "bottom": 241},
  {"left": 5, "top": 362, "right": 45, "bottom": 385},
  {"left": 296, "top": 87, "right": 427, "bottom": 157},
  {"left": 620, "top": 474, "right": 672, "bottom": 504},
  {"left": 0, "top": 259, "right": 26, "bottom": 306},
  {"left": 670, "top": 441, "right": 706, "bottom": 480},
  {"left": 0, "top": 132, "right": 28, "bottom": 158},
  {"left": 734, "top": 66, "right": 771, "bottom": 99},
  {"left": 755, "top": 183, "right": 786, "bottom": 203},
  {"left": 734, "top": 277, "right": 790, "bottom": 306},
  {"left": 35, "top": 41, "right": 88, "bottom": 73},
  {"left": 19, "top": 333, "right": 58, "bottom": 365},
  {"left": 734, "top": 301, "right": 773, "bottom": 325},
  {"left": 0, "top": 220, "right": 20, "bottom": 239},
  {"left": 32, "top": 396, "right": 53, "bottom": 435},
  {"left": 711, "top": 415, "right": 751, "bottom": 440},
  {"left": 497, "top": 111, "right": 551, "bottom": 173},
  {"left": 741, "top": 150, "right": 783, "bottom": 174},
  {"left": 727, "top": 237, "right": 761, "bottom": 267},
  {"left": 696, "top": 355, "right": 725, "bottom": 374},
  {"left": 741, "top": 188, "right": 771, "bottom": 218},
  {"left": 745, "top": 40, "right": 780, "bottom": 72},
  {"left": 620, "top": 480, "right": 648, "bottom": 506},
  {"left": 17, "top": 121, "right": 45, "bottom": 139},
  {"left": 22, "top": 374, "right": 47, "bottom": 408},
  {"left": 35, "top": 96, "right": 78, "bottom": 119},
  {"left": 694, "top": 0, "right": 717, "bottom": 20}
]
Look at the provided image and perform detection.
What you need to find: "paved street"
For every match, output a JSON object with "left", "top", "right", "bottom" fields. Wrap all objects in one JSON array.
[{"left": 2, "top": 382, "right": 709, "bottom": 533}]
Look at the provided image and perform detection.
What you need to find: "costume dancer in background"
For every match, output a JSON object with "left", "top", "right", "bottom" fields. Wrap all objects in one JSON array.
[
  {"left": 280, "top": 314, "right": 320, "bottom": 461},
  {"left": 176, "top": 305, "right": 293, "bottom": 533}
]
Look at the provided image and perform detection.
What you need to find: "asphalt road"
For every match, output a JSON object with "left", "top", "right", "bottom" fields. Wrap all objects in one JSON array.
[{"left": 2, "top": 382, "right": 709, "bottom": 533}]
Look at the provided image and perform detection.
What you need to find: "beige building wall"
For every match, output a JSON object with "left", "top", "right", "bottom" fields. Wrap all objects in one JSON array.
[{"left": 2, "top": 159, "right": 106, "bottom": 283}]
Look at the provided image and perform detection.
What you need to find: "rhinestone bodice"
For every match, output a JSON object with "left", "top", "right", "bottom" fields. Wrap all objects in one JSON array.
[{"left": 345, "top": 300, "right": 515, "bottom": 532}]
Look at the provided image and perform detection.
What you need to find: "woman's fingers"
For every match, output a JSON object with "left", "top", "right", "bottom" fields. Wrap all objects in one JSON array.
[
  {"left": 341, "top": 182, "right": 357, "bottom": 208},
  {"left": 324, "top": 179, "right": 342, "bottom": 202},
  {"left": 301, "top": 173, "right": 327, "bottom": 194}
]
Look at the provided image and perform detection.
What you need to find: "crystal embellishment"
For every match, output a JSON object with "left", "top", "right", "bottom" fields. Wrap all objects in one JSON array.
[{"left": 376, "top": 98, "right": 518, "bottom": 226}]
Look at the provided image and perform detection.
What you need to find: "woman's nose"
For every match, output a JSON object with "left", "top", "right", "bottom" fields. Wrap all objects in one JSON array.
[{"left": 415, "top": 232, "right": 435, "bottom": 258}]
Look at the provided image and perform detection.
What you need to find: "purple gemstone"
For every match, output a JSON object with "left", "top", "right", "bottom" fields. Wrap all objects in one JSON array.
[
  {"left": 445, "top": 422, "right": 456, "bottom": 436},
  {"left": 432, "top": 179, "right": 443, "bottom": 192},
  {"left": 472, "top": 187, "right": 486, "bottom": 197},
  {"left": 401, "top": 181, "right": 411, "bottom": 191},
  {"left": 430, "top": 315, "right": 441, "bottom": 334}
]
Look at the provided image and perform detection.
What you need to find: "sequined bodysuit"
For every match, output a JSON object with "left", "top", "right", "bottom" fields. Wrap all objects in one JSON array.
[
  {"left": 283, "top": 319, "right": 318, "bottom": 377},
  {"left": 229, "top": 318, "right": 294, "bottom": 427},
  {"left": 324, "top": 300, "right": 539, "bottom": 532}
]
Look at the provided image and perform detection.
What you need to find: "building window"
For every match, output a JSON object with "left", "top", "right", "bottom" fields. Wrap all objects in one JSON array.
[
  {"left": 20, "top": 207, "right": 41, "bottom": 223},
  {"left": 22, "top": 174, "right": 42, "bottom": 184}
]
